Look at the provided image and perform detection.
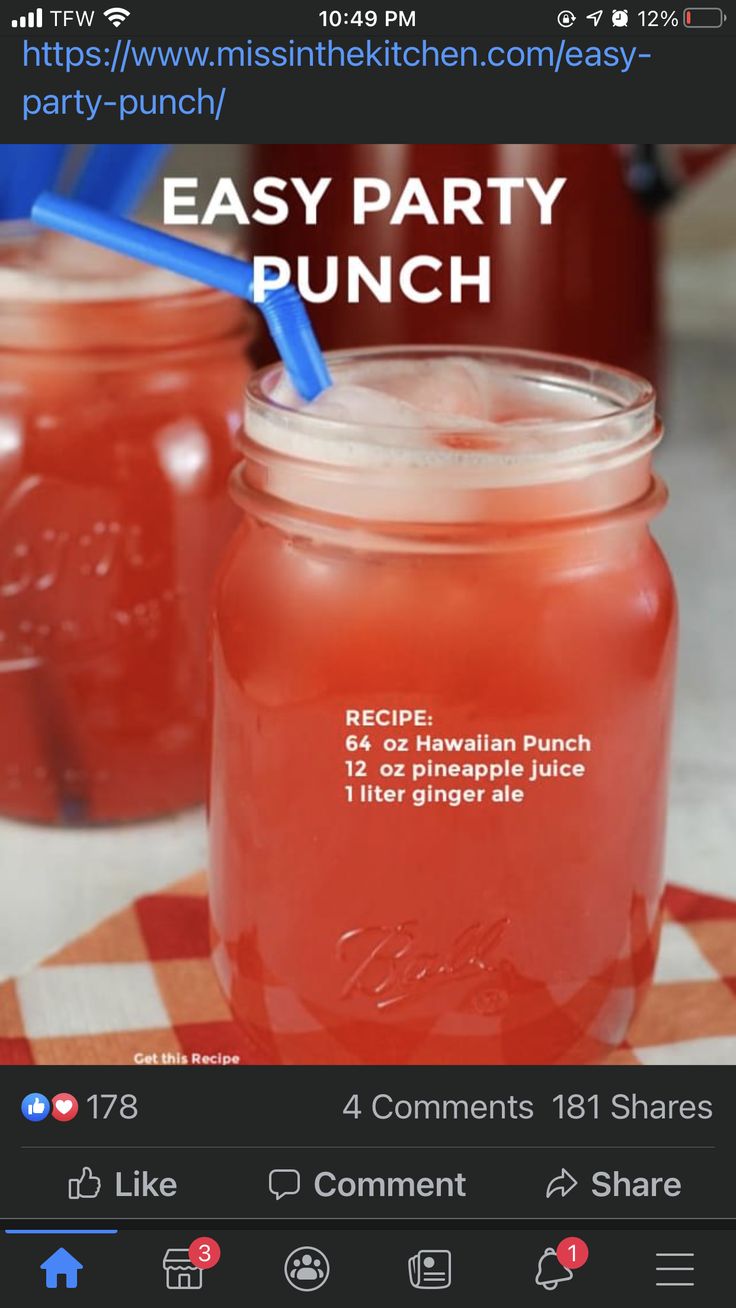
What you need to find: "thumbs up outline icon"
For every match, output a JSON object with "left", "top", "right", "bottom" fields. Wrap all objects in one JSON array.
[{"left": 68, "top": 1167, "right": 102, "bottom": 1200}]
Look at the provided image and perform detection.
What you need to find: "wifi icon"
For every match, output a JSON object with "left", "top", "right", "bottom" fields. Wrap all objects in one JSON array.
[{"left": 104, "top": 6, "right": 130, "bottom": 24}]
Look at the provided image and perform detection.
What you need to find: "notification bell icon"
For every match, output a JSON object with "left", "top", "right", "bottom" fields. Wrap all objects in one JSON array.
[{"left": 535, "top": 1247, "right": 574, "bottom": 1291}]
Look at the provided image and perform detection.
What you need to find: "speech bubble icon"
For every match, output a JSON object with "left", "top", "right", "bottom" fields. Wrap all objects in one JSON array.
[{"left": 269, "top": 1168, "right": 301, "bottom": 1201}]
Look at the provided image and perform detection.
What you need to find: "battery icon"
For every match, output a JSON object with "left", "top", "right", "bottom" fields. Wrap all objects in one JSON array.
[{"left": 683, "top": 6, "right": 725, "bottom": 23}]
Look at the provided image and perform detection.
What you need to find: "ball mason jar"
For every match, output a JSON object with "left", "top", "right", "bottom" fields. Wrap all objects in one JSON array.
[
  {"left": 0, "top": 230, "right": 252, "bottom": 824},
  {"left": 209, "top": 346, "right": 677, "bottom": 1065}
]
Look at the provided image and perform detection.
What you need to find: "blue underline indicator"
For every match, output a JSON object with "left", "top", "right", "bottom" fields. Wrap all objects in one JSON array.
[{"left": 5, "top": 1228, "right": 118, "bottom": 1235}]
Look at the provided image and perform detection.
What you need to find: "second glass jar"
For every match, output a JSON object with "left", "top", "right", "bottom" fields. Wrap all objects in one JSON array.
[{"left": 0, "top": 232, "right": 252, "bottom": 823}]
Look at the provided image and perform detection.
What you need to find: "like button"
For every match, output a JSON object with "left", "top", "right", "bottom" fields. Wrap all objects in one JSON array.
[{"left": 69, "top": 1167, "right": 102, "bottom": 1200}]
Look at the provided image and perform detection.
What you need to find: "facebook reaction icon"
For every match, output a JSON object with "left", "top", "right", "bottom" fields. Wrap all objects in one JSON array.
[
  {"left": 41, "top": 1248, "right": 84, "bottom": 1289},
  {"left": 21, "top": 1093, "right": 50, "bottom": 1122}
]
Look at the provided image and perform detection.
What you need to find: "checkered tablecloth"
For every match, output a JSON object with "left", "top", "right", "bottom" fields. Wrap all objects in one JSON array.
[{"left": 1, "top": 877, "right": 735, "bottom": 1065}]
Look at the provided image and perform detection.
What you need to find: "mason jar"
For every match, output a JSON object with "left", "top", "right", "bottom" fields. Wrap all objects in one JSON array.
[
  {"left": 209, "top": 346, "right": 677, "bottom": 1065},
  {"left": 0, "top": 228, "right": 252, "bottom": 823}
]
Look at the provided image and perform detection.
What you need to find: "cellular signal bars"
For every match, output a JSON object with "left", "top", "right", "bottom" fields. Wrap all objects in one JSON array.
[{"left": 11, "top": 7, "right": 44, "bottom": 26}]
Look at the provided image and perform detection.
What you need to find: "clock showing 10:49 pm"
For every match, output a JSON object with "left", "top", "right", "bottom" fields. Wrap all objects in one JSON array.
[{"left": 318, "top": 9, "right": 417, "bottom": 25}]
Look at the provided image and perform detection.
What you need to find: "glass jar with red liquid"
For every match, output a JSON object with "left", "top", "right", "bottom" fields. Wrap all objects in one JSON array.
[
  {"left": 209, "top": 347, "right": 677, "bottom": 1064},
  {"left": 0, "top": 229, "right": 252, "bottom": 824}
]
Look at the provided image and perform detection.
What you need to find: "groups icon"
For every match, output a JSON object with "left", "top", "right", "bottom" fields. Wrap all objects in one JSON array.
[{"left": 284, "top": 1247, "right": 330, "bottom": 1291}]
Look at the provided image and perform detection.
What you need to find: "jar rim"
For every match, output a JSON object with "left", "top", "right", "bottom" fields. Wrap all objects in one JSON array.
[
  {"left": 246, "top": 344, "right": 656, "bottom": 464},
  {"left": 0, "top": 220, "right": 235, "bottom": 311},
  {"left": 241, "top": 345, "right": 660, "bottom": 524}
]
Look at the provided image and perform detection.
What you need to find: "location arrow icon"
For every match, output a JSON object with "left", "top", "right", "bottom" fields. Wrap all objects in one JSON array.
[{"left": 546, "top": 1168, "right": 579, "bottom": 1199}]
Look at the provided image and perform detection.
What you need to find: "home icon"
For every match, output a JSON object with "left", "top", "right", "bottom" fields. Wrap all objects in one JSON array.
[
  {"left": 163, "top": 1249, "right": 203, "bottom": 1291},
  {"left": 41, "top": 1248, "right": 84, "bottom": 1289}
]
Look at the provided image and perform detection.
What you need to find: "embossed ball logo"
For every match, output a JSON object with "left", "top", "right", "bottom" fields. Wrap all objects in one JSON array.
[{"left": 337, "top": 919, "right": 510, "bottom": 1011}]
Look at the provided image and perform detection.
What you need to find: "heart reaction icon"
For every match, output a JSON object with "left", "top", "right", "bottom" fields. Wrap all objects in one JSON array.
[{"left": 52, "top": 1093, "right": 79, "bottom": 1123}]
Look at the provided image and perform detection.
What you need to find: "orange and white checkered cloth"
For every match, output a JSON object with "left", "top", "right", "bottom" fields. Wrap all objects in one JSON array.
[{"left": 1, "top": 877, "right": 735, "bottom": 1065}]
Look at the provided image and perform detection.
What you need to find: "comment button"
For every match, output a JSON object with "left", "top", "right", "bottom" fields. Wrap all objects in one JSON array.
[{"left": 269, "top": 1169, "right": 302, "bottom": 1201}]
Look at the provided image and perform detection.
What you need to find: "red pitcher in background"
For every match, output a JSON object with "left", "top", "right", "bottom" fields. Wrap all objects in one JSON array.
[{"left": 246, "top": 145, "right": 732, "bottom": 380}]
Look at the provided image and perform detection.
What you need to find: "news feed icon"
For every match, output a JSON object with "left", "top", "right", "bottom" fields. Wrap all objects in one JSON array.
[
  {"left": 10, "top": 6, "right": 43, "bottom": 27},
  {"left": 408, "top": 1250, "right": 452, "bottom": 1290}
]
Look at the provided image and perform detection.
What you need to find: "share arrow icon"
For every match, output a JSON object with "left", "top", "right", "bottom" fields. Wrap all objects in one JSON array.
[{"left": 546, "top": 1168, "right": 579, "bottom": 1199}]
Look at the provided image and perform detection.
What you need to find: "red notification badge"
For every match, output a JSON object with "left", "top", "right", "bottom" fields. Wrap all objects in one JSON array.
[
  {"left": 556, "top": 1236, "right": 589, "bottom": 1270},
  {"left": 188, "top": 1238, "right": 221, "bottom": 1270}
]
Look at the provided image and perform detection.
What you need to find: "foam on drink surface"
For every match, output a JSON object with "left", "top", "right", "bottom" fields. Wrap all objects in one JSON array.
[
  {"left": 261, "top": 355, "right": 614, "bottom": 464},
  {"left": 0, "top": 227, "right": 246, "bottom": 354},
  {"left": 246, "top": 354, "right": 648, "bottom": 525},
  {"left": 0, "top": 229, "right": 225, "bottom": 302}
]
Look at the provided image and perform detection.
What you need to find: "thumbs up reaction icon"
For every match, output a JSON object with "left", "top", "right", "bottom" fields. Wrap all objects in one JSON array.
[
  {"left": 535, "top": 1247, "right": 574, "bottom": 1291},
  {"left": 21, "top": 1093, "right": 50, "bottom": 1122},
  {"left": 68, "top": 1167, "right": 102, "bottom": 1200}
]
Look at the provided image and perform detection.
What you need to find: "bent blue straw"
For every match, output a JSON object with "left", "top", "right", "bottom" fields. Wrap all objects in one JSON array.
[
  {"left": 31, "top": 192, "right": 331, "bottom": 402},
  {"left": 1, "top": 144, "right": 68, "bottom": 221},
  {"left": 72, "top": 143, "right": 171, "bottom": 215}
]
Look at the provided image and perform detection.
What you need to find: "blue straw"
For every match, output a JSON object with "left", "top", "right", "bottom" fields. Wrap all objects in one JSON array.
[
  {"left": 1, "top": 144, "right": 68, "bottom": 221},
  {"left": 72, "top": 144, "right": 171, "bottom": 215},
  {"left": 31, "top": 192, "right": 331, "bottom": 402}
]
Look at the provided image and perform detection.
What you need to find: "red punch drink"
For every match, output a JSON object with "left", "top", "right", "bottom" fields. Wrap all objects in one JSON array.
[
  {"left": 0, "top": 229, "right": 251, "bottom": 823},
  {"left": 209, "top": 347, "right": 677, "bottom": 1064}
]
